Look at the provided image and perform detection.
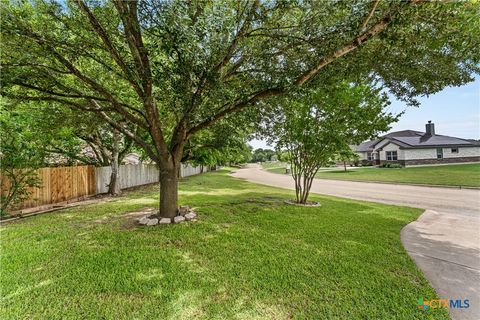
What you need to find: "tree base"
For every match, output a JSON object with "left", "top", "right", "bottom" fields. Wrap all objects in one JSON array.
[
  {"left": 284, "top": 200, "right": 321, "bottom": 207},
  {"left": 136, "top": 205, "right": 198, "bottom": 226}
]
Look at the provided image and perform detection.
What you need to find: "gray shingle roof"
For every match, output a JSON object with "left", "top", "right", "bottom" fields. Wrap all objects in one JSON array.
[
  {"left": 390, "top": 135, "right": 474, "bottom": 148},
  {"left": 384, "top": 130, "right": 423, "bottom": 138},
  {"left": 355, "top": 140, "right": 379, "bottom": 152},
  {"left": 356, "top": 130, "right": 477, "bottom": 151}
]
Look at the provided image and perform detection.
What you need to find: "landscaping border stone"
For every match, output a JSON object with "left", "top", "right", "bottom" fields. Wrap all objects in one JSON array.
[
  {"left": 284, "top": 200, "right": 321, "bottom": 207},
  {"left": 136, "top": 206, "right": 199, "bottom": 226}
]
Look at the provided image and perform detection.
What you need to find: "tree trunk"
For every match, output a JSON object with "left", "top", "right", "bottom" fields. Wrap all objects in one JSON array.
[
  {"left": 159, "top": 161, "right": 180, "bottom": 218},
  {"left": 107, "top": 130, "right": 121, "bottom": 196},
  {"left": 108, "top": 158, "right": 121, "bottom": 195},
  {"left": 343, "top": 161, "right": 347, "bottom": 172}
]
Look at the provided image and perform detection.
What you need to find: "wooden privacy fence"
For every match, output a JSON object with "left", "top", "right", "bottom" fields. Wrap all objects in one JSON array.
[
  {"left": 180, "top": 163, "right": 210, "bottom": 178},
  {"left": 2, "top": 163, "right": 211, "bottom": 211},
  {"left": 95, "top": 163, "right": 211, "bottom": 194},
  {"left": 96, "top": 164, "right": 159, "bottom": 194},
  {"left": 1, "top": 166, "right": 96, "bottom": 210}
]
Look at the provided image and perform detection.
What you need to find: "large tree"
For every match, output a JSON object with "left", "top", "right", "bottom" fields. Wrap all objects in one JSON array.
[{"left": 1, "top": 0, "right": 478, "bottom": 217}]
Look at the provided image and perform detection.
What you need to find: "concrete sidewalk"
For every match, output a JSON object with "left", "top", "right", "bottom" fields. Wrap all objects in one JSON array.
[{"left": 232, "top": 164, "right": 480, "bottom": 320}]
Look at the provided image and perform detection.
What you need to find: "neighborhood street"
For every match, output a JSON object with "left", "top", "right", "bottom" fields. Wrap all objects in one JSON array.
[{"left": 232, "top": 164, "right": 480, "bottom": 320}]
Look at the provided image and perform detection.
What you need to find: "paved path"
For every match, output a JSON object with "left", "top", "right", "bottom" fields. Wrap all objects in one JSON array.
[{"left": 232, "top": 164, "right": 480, "bottom": 320}]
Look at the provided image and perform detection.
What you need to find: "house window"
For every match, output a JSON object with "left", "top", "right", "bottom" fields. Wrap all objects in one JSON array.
[
  {"left": 451, "top": 148, "right": 458, "bottom": 153},
  {"left": 367, "top": 152, "right": 373, "bottom": 161},
  {"left": 437, "top": 148, "right": 443, "bottom": 159},
  {"left": 386, "top": 151, "right": 397, "bottom": 161}
]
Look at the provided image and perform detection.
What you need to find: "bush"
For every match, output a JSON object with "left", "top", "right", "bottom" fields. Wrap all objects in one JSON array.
[
  {"left": 1, "top": 169, "right": 40, "bottom": 216},
  {"left": 379, "top": 163, "right": 403, "bottom": 168},
  {"left": 0, "top": 105, "right": 44, "bottom": 216}
]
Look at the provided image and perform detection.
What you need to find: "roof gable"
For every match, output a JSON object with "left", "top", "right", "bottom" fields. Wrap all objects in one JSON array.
[
  {"left": 374, "top": 138, "right": 410, "bottom": 150},
  {"left": 355, "top": 140, "right": 379, "bottom": 152}
]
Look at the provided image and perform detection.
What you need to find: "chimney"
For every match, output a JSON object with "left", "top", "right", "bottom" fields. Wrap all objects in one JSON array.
[{"left": 425, "top": 120, "right": 435, "bottom": 136}]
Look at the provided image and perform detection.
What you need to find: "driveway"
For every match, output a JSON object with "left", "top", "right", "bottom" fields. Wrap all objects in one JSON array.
[{"left": 232, "top": 164, "right": 480, "bottom": 320}]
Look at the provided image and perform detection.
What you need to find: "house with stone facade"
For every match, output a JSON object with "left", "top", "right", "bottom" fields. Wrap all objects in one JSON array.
[{"left": 355, "top": 121, "right": 480, "bottom": 166}]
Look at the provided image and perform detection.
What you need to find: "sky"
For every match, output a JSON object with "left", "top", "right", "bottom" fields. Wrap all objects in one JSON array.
[{"left": 249, "top": 77, "right": 480, "bottom": 150}]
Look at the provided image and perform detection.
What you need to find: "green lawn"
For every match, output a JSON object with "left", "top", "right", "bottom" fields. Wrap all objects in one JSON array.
[
  {"left": 267, "top": 163, "right": 480, "bottom": 187},
  {"left": 0, "top": 169, "right": 448, "bottom": 319}
]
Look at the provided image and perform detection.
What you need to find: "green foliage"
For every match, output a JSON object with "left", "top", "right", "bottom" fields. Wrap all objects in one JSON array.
[
  {"left": 251, "top": 148, "right": 276, "bottom": 163},
  {"left": 1, "top": 0, "right": 478, "bottom": 151},
  {"left": 0, "top": 102, "right": 43, "bottom": 215},
  {"left": 337, "top": 146, "right": 360, "bottom": 165},
  {"left": 183, "top": 117, "right": 254, "bottom": 166},
  {"left": 379, "top": 162, "right": 403, "bottom": 168}
]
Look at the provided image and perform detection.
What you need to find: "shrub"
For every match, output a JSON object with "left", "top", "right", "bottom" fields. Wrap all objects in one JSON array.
[
  {"left": 379, "top": 163, "right": 403, "bottom": 168},
  {"left": 1, "top": 169, "right": 40, "bottom": 216},
  {"left": 0, "top": 105, "right": 44, "bottom": 216}
]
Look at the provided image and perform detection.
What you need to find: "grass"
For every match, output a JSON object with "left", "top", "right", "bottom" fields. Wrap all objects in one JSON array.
[
  {"left": 267, "top": 163, "right": 480, "bottom": 187},
  {"left": 0, "top": 169, "right": 449, "bottom": 319},
  {"left": 260, "top": 161, "right": 286, "bottom": 169}
]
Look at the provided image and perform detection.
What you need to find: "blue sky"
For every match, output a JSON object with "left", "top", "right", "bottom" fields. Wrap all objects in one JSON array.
[{"left": 249, "top": 77, "right": 480, "bottom": 150}]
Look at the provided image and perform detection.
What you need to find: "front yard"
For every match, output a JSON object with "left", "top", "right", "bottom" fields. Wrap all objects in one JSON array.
[
  {"left": 267, "top": 163, "right": 480, "bottom": 187},
  {"left": 0, "top": 169, "right": 448, "bottom": 319}
]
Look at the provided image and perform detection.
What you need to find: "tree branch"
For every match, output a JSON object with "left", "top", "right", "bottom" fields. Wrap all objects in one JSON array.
[
  {"left": 1, "top": 93, "right": 107, "bottom": 111},
  {"left": 213, "top": 0, "right": 259, "bottom": 73},
  {"left": 361, "top": 0, "right": 380, "bottom": 32},
  {"left": 112, "top": 0, "right": 152, "bottom": 95},
  {"left": 112, "top": 0, "right": 168, "bottom": 160},
  {"left": 91, "top": 102, "right": 159, "bottom": 163},
  {"left": 295, "top": 1, "right": 418, "bottom": 86},
  {"left": 187, "top": 87, "right": 284, "bottom": 136},
  {"left": 10, "top": 80, "right": 110, "bottom": 102},
  {"left": 75, "top": 0, "right": 145, "bottom": 98},
  {"left": 189, "top": 2, "right": 419, "bottom": 138}
]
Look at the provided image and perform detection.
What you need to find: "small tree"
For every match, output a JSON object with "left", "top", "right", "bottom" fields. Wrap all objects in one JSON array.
[
  {"left": 262, "top": 82, "right": 396, "bottom": 204},
  {"left": 0, "top": 103, "right": 43, "bottom": 215},
  {"left": 252, "top": 148, "right": 276, "bottom": 163},
  {"left": 337, "top": 146, "right": 361, "bottom": 171}
]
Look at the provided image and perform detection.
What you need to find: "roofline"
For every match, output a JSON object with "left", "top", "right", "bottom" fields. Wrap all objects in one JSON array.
[
  {"left": 433, "top": 134, "right": 480, "bottom": 145},
  {"left": 356, "top": 134, "right": 479, "bottom": 152},
  {"left": 375, "top": 135, "right": 478, "bottom": 150},
  {"left": 375, "top": 139, "right": 409, "bottom": 151},
  {"left": 399, "top": 144, "right": 479, "bottom": 150}
]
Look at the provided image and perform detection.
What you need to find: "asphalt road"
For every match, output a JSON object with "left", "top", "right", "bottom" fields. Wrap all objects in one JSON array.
[{"left": 231, "top": 164, "right": 480, "bottom": 320}]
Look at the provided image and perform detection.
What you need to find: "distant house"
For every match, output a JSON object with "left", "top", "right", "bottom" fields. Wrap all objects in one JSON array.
[
  {"left": 122, "top": 153, "right": 142, "bottom": 165},
  {"left": 45, "top": 146, "right": 145, "bottom": 166},
  {"left": 355, "top": 121, "right": 480, "bottom": 166}
]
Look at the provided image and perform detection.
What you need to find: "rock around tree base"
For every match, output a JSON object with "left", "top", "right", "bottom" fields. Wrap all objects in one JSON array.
[
  {"left": 137, "top": 205, "right": 198, "bottom": 226},
  {"left": 284, "top": 200, "right": 321, "bottom": 207}
]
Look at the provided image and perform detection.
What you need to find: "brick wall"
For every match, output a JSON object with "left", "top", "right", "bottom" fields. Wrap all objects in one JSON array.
[{"left": 401, "top": 156, "right": 480, "bottom": 166}]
